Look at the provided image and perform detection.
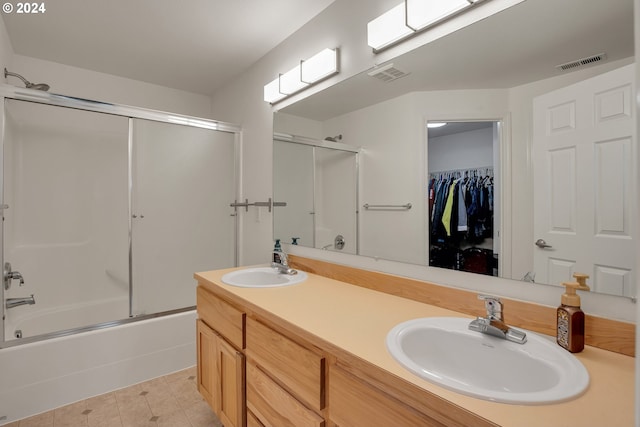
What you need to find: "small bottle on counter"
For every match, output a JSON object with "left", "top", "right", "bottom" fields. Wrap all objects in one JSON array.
[
  {"left": 557, "top": 273, "right": 590, "bottom": 353},
  {"left": 273, "top": 239, "right": 283, "bottom": 264}
]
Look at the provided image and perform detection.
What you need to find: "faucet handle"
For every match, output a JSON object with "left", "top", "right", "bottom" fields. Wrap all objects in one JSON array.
[{"left": 478, "top": 294, "right": 503, "bottom": 320}]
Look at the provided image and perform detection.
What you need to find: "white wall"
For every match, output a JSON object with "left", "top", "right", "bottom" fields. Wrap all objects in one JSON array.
[
  {"left": 428, "top": 127, "right": 494, "bottom": 172},
  {"left": 9, "top": 55, "right": 212, "bottom": 118},
  {"left": 0, "top": 17, "right": 12, "bottom": 72}
]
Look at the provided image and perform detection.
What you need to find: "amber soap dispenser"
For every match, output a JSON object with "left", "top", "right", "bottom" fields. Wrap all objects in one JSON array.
[{"left": 557, "top": 273, "right": 590, "bottom": 353}]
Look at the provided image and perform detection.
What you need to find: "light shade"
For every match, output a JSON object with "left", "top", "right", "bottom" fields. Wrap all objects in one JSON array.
[
  {"left": 264, "top": 48, "right": 340, "bottom": 104},
  {"left": 264, "top": 78, "right": 286, "bottom": 103},
  {"left": 280, "top": 64, "right": 308, "bottom": 95},
  {"left": 367, "top": 0, "right": 488, "bottom": 51},
  {"left": 367, "top": 3, "right": 413, "bottom": 51},
  {"left": 301, "top": 48, "right": 338, "bottom": 83},
  {"left": 406, "top": 0, "right": 470, "bottom": 30}
]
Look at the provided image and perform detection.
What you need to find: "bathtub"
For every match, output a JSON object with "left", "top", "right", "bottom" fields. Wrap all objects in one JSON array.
[
  {"left": 0, "top": 309, "right": 197, "bottom": 425},
  {"left": 4, "top": 296, "right": 130, "bottom": 341}
]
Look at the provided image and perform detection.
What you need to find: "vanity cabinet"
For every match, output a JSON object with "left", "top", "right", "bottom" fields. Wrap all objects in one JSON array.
[
  {"left": 195, "top": 274, "right": 496, "bottom": 427},
  {"left": 196, "top": 287, "right": 246, "bottom": 427}
]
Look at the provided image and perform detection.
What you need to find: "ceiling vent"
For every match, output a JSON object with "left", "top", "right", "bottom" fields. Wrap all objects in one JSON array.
[
  {"left": 367, "top": 63, "right": 410, "bottom": 82},
  {"left": 556, "top": 53, "right": 607, "bottom": 72}
]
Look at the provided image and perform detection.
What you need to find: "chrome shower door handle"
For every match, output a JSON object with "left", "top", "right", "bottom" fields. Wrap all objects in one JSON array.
[{"left": 535, "top": 238, "right": 553, "bottom": 249}]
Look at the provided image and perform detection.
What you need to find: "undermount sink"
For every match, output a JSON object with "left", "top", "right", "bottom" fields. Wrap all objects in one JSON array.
[
  {"left": 386, "top": 317, "right": 589, "bottom": 405},
  {"left": 221, "top": 267, "right": 307, "bottom": 288}
]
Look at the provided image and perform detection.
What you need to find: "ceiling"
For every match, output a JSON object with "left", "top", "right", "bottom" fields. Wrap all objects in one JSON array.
[
  {"left": 282, "top": 0, "right": 634, "bottom": 121},
  {"left": 1, "top": 0, "right": 336, "bottom": 95}
]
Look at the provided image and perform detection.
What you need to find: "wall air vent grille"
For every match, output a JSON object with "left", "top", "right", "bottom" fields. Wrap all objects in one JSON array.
[
  {"left": 367, "top": 63, "right": 410, "bottom": 82},
  {"left": 556, "top": 53, "right": 607, "bottom": 71}
]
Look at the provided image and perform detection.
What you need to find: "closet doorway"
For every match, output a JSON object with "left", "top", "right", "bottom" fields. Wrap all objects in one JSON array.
[{"left": 427, "top": 120, "right": 500, "bottom": 276}]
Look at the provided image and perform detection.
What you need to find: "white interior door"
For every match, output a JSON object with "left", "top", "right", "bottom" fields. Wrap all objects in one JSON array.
[{"left": 533, "top": 64, "right": 636, "bottom": 297}]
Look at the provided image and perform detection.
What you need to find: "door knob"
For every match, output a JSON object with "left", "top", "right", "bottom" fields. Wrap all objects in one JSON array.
[{"left": 535, "top": 239, "right": 553, "bottom": 249}]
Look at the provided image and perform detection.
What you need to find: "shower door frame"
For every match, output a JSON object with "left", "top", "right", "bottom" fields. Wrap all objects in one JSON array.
[{"left": 0, "top": 85, "right": 242, "bottom": 347}]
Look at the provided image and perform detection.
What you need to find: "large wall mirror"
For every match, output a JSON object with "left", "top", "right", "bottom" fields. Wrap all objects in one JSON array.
[{"left": 273, "top": 0, "right": 635, "bottom": 299}]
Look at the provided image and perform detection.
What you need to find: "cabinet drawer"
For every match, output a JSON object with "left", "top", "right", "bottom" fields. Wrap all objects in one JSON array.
[
  {"left": 247, "top": 362, "right": 324, "bottom": 427},
  {"left": 196, "top": 285, "right": 245, "bottom": 349},
  {"left": 329, "top": 364, "right": 446, "bottom": 427},
  {"left": 246, "top": 317, "right": 324, "bottom": 411}
]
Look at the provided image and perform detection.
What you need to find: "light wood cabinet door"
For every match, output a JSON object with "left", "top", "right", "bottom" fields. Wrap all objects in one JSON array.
[
  {"left": 217, "top": 336, "right": 245, "bottom": 427},
  {"left": 196, "top": 318, "right": 246, "bottom": 427},
  {"left": 196, "top": 319, "right": 217, "bottom": 410},
  {"left": 329, "top": 364, "right": 446, "bottom": 427}
]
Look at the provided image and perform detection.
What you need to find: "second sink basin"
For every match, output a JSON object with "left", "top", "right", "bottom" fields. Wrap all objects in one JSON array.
[
  {"left": 221, "top": 267, "right": 307, "bottom": 288},
  {"left": 386, "top": 317, "right": 589, "bottom": 405}
]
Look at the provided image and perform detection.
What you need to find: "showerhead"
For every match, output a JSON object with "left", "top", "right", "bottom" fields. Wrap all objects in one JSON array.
[
  {"left": 324, "top": 134, "right": 343, "bottom": 142},
  {"left": 4, "top": 68, "right": 50, "bottom": 91}
]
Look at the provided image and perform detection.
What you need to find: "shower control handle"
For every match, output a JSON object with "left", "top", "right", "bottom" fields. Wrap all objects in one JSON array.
[{"left": 4, "top": 262, "right": 24, "bottom": 290}]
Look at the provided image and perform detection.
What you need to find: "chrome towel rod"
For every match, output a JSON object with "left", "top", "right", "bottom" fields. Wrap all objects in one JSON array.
[
  {"left": 230, "top": 198, "right": 287, "bottom": 212},
  {"left": 363, "top": 203, "right": 412, "bottom": 210}
]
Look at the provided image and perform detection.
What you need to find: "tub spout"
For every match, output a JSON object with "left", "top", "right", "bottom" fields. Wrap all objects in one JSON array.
[{"left": 6, "top": 294, "right": 35, "bottom": 309}]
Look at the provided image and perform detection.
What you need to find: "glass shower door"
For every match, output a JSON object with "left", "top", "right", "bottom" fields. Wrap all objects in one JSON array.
[
  {"left": 130, "top": 119, "right": 236, "bottom": 316},
  {"left": 314, "top": 147, "right": 358, "bottom": 253},
  {"left": 3, "top": 99, "right": 130, "bottom": 340},
  {"left": 273, "top": 140, "right": 314, "bottom": 247}
]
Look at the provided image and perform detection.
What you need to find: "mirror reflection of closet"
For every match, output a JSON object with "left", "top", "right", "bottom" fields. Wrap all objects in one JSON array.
[{"left": 427, "top": 120, "right": 500, "bottom": 277}]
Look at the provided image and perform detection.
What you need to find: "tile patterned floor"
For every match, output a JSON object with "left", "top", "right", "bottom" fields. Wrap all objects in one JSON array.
[{"left": 5, "top": 367, "right": 223, "bottom": 427}]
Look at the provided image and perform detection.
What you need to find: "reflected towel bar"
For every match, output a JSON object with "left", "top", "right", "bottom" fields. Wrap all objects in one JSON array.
[
  {"left": 363, "top": 203, "right": 412, "bottom": 210},
  {"left": 230, "top": 198, "right": 287, "bottom": 212}
]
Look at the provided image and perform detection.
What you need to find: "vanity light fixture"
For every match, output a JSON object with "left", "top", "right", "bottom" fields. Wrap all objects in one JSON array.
[
  {"left": 264, "top": 48, "right": 339, "bottom": 104},
  {"left": 367, "top": 0, "right": 486, "bottom": 52}
]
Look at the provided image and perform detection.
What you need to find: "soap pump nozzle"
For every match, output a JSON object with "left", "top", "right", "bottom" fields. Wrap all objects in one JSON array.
[{"left": 561, "top": 273, "right": 590, "bottom": 307}]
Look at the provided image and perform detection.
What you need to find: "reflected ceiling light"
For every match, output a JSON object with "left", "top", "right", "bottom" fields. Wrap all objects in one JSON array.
[
  {"left": 406, "top": 0, "right": 471, "bottom": 29},
  {"left": 427, "top": 122, "right": 448, "bottom": 128},
  {"left": 301, "top": 48, "right": 339, "bottom": 83},
  {"left": 264, "top": 48, "right": 339, "bottom": 104},
  {"left": 367, "top": 0, "right": 487, "bottom": 52}
]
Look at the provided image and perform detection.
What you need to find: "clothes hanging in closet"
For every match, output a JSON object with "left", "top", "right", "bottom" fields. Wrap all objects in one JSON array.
[{"left": 428, "top": 169, "right": 493, "bottom": 244}]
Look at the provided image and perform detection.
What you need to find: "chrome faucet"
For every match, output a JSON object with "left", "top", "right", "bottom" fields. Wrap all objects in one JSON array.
[
  {"left": 272, "top": 248, "right": 297, "bottom": 275},
  {"left": 468, "top": 294, "right": 527, "bottom": 344},
  {"left": 6, "top": 294, "right": 35, "bottom": 309}
]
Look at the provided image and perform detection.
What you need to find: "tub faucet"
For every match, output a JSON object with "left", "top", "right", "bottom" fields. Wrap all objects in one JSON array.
[
  {"left": 6, "top": 294, "right": 35, "bottom": 309},
  {"left": 468, "top": 295, "right": 527, "bottom": 344}
]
